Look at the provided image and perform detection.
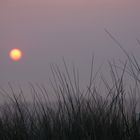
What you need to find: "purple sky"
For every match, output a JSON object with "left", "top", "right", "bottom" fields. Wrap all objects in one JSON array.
[{"left": 0, "top": 0, "right": 140, "bottom": 85}]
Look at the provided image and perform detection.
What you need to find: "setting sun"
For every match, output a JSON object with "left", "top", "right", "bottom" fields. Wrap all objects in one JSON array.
[{"left": 9, "top": 48, "right": 22, "bottom": 61}]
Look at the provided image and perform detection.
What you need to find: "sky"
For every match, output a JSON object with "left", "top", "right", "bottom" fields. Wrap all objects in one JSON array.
[{"left": 0, "top": 0, "right": 140, "bottom": 88}]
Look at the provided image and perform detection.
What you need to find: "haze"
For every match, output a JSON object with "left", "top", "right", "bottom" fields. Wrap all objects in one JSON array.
[{"left": 0, "top": 0, "right": 140, "bottom": 85}]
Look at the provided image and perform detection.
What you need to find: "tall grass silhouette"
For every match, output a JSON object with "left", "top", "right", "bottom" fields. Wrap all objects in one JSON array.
[{"left": 0, "top": 33, "right": 140, "bottom": 139}]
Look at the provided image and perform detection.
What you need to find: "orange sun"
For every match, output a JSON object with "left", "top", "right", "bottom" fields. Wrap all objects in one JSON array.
[{"left": 9, "top": 48, "right": 22, "bottom": 61}]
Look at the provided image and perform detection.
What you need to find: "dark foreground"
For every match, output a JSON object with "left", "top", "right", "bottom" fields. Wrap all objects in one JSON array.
[{"left": 0, "top": 53, "right": 140, "bottom": 140}]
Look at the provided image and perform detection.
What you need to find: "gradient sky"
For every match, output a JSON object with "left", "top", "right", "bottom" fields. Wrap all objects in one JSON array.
[{"left": 0, "top": 0, "right": 140, "bottom": 86}]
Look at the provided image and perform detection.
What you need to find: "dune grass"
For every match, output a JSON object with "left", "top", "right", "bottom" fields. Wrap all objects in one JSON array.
[
  {"left": 0, "top": 52, "right": 140, "bottom": 140},
  {"left": 0, "top": 31, "right": 140, "bottom": 139}
]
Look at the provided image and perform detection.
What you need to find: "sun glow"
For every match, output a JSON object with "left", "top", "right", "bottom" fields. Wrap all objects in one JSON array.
[{"left": 9, "top": 48, "right": 22, "bottom": 61}]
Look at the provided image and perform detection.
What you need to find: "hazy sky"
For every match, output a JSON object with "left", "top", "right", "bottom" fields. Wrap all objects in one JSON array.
[{"left": 0, "top": 0, "right": 140, "bottom": 85}]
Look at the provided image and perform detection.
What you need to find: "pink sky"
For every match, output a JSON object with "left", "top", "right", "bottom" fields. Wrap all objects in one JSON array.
[{"left": 0, "top": 0, "right": 140, "bottom": 84}]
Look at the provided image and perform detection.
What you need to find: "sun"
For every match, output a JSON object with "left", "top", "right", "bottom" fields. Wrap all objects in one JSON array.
[{"left": 9, "top": 48, "right": 22, "bottom": 61}]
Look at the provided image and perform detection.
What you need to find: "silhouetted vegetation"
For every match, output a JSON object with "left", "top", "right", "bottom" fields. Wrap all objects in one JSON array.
[{"left": 0, "top": 34, "right": 140, "bottom": 140}]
